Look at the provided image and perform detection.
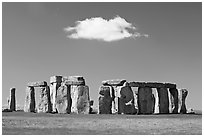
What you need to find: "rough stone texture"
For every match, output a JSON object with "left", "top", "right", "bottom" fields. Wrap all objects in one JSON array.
[
  {"left": 27, "top": 81, "right": 47, "bottom": 87},
  {"left": 98, "top": 86, "right": 112, "bottom": 114},
  {"left": 66, "top": 76, "right": 85, "bottom": 86},
  {"left": 169, "top": 88, "right": 179, "bottom": 114},
  {"left": 132, "top": 89, "right": 138, "bottom": 112},
  {"left": 70, "top": 85, "right": 90, "bottom": 114},
  {"left": 152, "top": 89, "right": 159, "bottom": 114},
  {"left": 37, "top": 86, "right": 52, "bottom": 113},
  {"left": 138, "top": 87, "right": 155, "bottom": 114},
  {"left": 102, "top": 79, "right": 126, "bottom": 86},
  {"left": 77, "top": 85, "right": 90, "bottom": 114},
  {"left": 24, "top": 86, "right": 35, "bottom": 112},
  {"left": 112, "top": 86, "right": 122, "bottom": 114},
  {"left": 56, "top": 84, "right": 71, "bottom": 114},
  {"left": 50, "top": 76, "right": 62, "bottom": 84},
  {"left": 118, "top": 82, "right": 135, "bottom": 114},
  {"left": 157, "top": 88, "right": 169, "bottom": 114},
  {"left": 50, "top": 82, "right": 61, "bottom": 112},
  {"left": 168, "top": 90, "right": 173, "bottom": 113},
  {"left": 129, "top": 82, "right": 176, "bottom": 88},
  {"left": 9, "top": 88, "right": 16, "bottom": 111},
  {"left": 179, "top": 89, "right": 188, "bottom": 114}
]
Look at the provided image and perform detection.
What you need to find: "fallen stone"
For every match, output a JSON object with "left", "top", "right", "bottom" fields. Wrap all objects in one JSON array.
[
  {"left": 102, "top": 79, "right": 126, "bottom": 86},
  {"left": 138, "top": 87, "right": 155, "bottom": 114},
  {"left": 9, "top": 88, "right": 16, "bottom": 111},
  {"left": 157, "top": 88, "right": 169, "bottom": 114},
  {"left": 169, "top": 88, "right": 179, "bottom": 114},
  {"left": 56, "top": 83, "right": 71, "bottom": 114},
  {"left": 24, "top": 86, "right": 35, "bottom": 112},
  {"left": 98, "top": 86, "right": 112, "bottom": 114},
  {"left": 37, "top": 86, "right": 52, "bottom": 113},
  {"left": 118, "top": 82, "right": 135, "bottom": 114},
  {"left": 50, "top": 76, "right": 62, "bottom": 84},
  {"left": 187, "top": 108, "right": 195, "bottom": 114},
  {"left": 66, "top": 76, "right": 85, "bottom": 85},
  {"left": 28, "top": 81, "right": 47, "bottom": 87}
]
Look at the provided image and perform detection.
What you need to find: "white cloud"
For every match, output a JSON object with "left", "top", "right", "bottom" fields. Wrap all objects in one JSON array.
[{"left": 64, "top": 16, "right": 148, "bottom": 42}]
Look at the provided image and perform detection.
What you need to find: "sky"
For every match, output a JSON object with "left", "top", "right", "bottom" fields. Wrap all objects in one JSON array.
[{"left": 2, "top": 2, "right": 202, "bottom": 110}]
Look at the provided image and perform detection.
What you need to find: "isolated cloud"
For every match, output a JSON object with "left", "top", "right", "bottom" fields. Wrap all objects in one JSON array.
[{"left": 64, "top": 16, "right": 148, "bottom": 42}]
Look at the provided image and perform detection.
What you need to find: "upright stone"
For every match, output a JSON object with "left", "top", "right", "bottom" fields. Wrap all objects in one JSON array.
[
  {"left": 138, "top": 87, "right": 154, "bottom": 114},
  {"left": 157, "top": 87, "right": 169, "bottom": 114},
  {"left": 152, "top": 88, "right": 159, "bottom": 114},
  {"left": 99, "top": 86, "right": 112, "bottom": 114},
  {"left": 70, "top": 85, "right": 78, "bottom": 113},
  {"left": 56, "top": 83, "right": 71, "bottom": 114},
  {"left": 9, "top": 88, "right": 16, "bottom": 111},
  {"left": 169, "top": 88, "right": 179, "bottom": 114},
  {"left": 112, "top": 86, "right": 122, "bottom": 114},
  {"left": 77, "top": 85, "right": 90, "bottom": 114},
  {"left": 38, "top": 86, "right": 52, "bottom": 113},
  {"left": 24, "top": 86, "right": 35, "bottom": 112},
  {"left": 179, "top": 89, "right": 188, "bottom": 114},
  {"left": 118, "top": 82, "right": 135, "bottom": 114},
  {"left": 50, "top": 76, "right": 62, "bottom": 112}
]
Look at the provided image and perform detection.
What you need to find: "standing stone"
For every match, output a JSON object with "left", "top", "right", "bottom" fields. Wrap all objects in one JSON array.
[
  {"left": 24, "top": 86, "right": 35, "bottom": 112},
  {"left": 77, "top": 85, "right": 90, "bottom": 114},
  {"left": 70, "top": 85, "right": 78, "bottom": 113},
  {"left": 152, "top": 88, "right": 159, "bottom": 114},
  {"left": 157, "top": 88, "right": 169, "bottom": 114},
  {"left": 138, "top": 87, "right": 154, "bottom": 114},
  {"left": 38, "top": 86, "right": 52, "bottom": 113},
  {"left": 56, "top": 84, "right": 71, "bottom": 114},
  {"left": 169, "top": 88, "right": 179, "bottom": 114},
  {"left": 118, "top": 82, "right": 135, "bottom": 114},
  {"left": 168, "top": 90, "right": 173, "bottom": 113},
  {"left": 132, "top": 89, "right": 138, "bottom": 113},
  {"left": 179, "top": 89, "right": 188, "bottom": 114},
  {"left": 9, "top": 88, "right": 16, "bottom": 111},
  {"left": 50, "top": 82, "right": 61, "bottom": 112},
  {"left": 50, "top": 76, "right": 62, "bottom": 112},
  {"left": 112, "top": 86, "right": 122, "bottom": 114},
  {"left": 99, "top": 86, "right": 112, "bottom": 114}
]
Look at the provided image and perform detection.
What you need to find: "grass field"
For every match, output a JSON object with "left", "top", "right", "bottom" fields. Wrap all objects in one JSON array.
[{"left": 2, "top": 112, "right": 202, "bottom": 135}]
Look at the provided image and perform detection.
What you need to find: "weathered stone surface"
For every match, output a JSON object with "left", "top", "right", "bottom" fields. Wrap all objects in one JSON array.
[
  {"left": 169, "top": 88, "right": 179, "bottom": 114},
  {"left": 102, "top": 79, "right": 126, "bottom": 86},
  {"left": 56, "top": 84, "right": 71, "bottom": 114},
  {"left": 98, "top": 86, "right": 112, "bottom": 114},
  {"left": 132, "top": 89, "right": 138, "bottom": 113},
  {"left": 28, "top": 81, "right": 47, "bottom": 87},
  {"left": 157, "top": 88, "right": 169, "bottom": 114},
  {"left": 50, "top": 82, "right": 61, "bottom": 112},
  {"left": 65, "top": 76, "right": 85, "bottom": 85},
  {"left": 152, "top": 89, "right": 159, "bottom": 114},
  {"left": 129, "top": 82, "right": 176, "bottom": 88},
  {"left": 118, "top": 82, "right": 135, "bottom": 114},
  {"left": 138, "top": 87, "right": 155, "bottom": 114},
  {"left": 112, "top": 86, "right": 122, "bottom": 114},
  {"left": 37, "top": 86, "right": 52, "bottom": 113},
  {"left": 24, "top": 86, "right": 35, "bottom": 112},
  {"left": 179, "top": 89, "right": 188, "bottom": 114},
  {"left": 77, "top": 85, "right": 90, "bottom": 114},
  {"left": 50, "top": 76, "right": 62, "bottom": 84},
  {"left": 9, "top": 88, "right": 16, "bottom": 111},
  {"left": 70, "top": 85, "right": 90, "bottom": 114}
]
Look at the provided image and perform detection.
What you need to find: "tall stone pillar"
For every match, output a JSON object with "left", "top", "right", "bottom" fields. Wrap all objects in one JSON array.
[
  {"left": 38, "top": 86, "right": 52, "bottom": 113},
  {"left": 99, "top": 86, "right": 113, "bottom": 114},
  {"left": 152, "top": 88, "right": 159, "bottom": 114},
  {"left": 138, "top": 87, "right": 154, "bottom": 114},
  {"left": 77, "top": 85, "right": 90, "bottom": 114},
  {"left": 50, "top": 76, "right": 62, "bottom": 112},
  {"left": 169, "top": 88, "right": 179, "bottom": 114},
  {"left": 24, "top": 86, "right": 35, "bottom": 112},
  {"left": 179, "top": 89, "right": 188, "bottom": 114},
  {"left": 56, "top": 83, "right": 71, "bottom": 114},
  {"left": 157, "top": 87, "right": 169, "bottom": 114},
  {"left": 9, "top": 88, "right": 16, "bottom": 111}
]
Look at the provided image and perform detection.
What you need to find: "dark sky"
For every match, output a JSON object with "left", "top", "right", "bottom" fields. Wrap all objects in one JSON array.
[{"left": 2, "top": 2, "right": 202, "bottom": 110}]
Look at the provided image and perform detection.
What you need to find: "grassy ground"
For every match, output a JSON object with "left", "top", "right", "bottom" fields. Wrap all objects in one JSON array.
[{"left": 2, "top": 112, "right": 202, "bottom": 135}]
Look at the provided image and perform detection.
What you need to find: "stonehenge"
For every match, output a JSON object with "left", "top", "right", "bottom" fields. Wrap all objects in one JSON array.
[
  {"left": 23, "top": 75, "right": 90, "bottom": 114},
  {"left": 6, "top": 76, "right": 189, "bottom": 115},
  {"left": 98, "top": 80, "right": 189, "bottom": 115}
]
